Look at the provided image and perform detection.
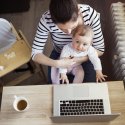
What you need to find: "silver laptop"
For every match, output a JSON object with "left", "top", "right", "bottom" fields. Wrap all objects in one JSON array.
[{"left": 51, "top": 83, "right": 120, "bottom": 123}]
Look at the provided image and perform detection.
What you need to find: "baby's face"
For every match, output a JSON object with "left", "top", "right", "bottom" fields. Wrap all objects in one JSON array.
[{"left": 72, "top": 34, "right": 91, "bottom": 52}]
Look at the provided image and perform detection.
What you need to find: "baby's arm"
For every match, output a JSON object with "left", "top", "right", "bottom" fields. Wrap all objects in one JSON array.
[{"left": 88, "top": 46, "right": 107, "bottom": 82}]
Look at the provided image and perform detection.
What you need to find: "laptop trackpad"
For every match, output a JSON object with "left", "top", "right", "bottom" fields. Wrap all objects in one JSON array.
[{"left": 73, "top": 86, "right": 89, "bottom": 98}]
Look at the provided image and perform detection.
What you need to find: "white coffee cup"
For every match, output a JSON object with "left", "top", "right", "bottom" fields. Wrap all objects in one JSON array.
[{"left": 13, "top": 95, "right": 29, "bottom": 112}]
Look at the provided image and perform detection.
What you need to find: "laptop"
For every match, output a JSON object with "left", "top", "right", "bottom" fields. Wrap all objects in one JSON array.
[{"left": 51, "top": 83, "right": 120, "bottom": 123}]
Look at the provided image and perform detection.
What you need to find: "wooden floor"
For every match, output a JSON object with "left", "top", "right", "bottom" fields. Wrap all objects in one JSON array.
[
  {"left": 0, "top": 0, "right": 50, "bottom": 108},
  {"left": 0, "top": 0, "right": 50, "bottom": 85}
]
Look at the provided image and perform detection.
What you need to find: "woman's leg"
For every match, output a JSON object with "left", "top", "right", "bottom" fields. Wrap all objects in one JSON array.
[{"left": 82, "top": 60, "right": 96, "bottom": 82}]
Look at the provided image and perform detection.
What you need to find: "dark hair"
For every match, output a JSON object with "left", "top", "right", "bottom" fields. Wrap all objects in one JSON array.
[{"left": 49, "top": 0, "right": 78, "bottom": 24}]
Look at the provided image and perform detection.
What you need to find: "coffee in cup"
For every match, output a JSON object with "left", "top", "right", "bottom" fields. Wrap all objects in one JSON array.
[{"left": 13, "top": 95, "right": 29, "bottom": 112}]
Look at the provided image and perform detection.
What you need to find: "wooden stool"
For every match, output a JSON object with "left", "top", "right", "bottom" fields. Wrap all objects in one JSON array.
[{"left": 0, "top": 24, "right": 47, "bottom": 92}]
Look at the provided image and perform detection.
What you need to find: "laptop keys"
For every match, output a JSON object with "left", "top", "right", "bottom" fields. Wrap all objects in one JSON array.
[{"left": 60, "top": 99, "right": 104, "bottom": 116}]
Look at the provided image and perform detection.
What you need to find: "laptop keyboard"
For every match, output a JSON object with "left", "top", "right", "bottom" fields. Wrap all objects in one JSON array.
[{"left": 60, "top": 99, "right": 104, "bottom": 116}]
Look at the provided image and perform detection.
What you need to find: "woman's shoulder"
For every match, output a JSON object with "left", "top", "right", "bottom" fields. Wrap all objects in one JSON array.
[
  {"left": 78, "top": 4, "right": 97, "bottom": 15},
  {"left": 39, "top": 10, "right": 54, "bottom": 27},
  {"left": 41, "top": 10, "right": 51, "bottom": 20},
  {"left": 78, "top": 4, "right": 92, "bottom": 11}
]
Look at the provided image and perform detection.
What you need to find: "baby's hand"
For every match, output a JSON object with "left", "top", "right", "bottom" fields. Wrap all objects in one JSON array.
[
  {"left": 60, "top": 73, "right": 69, "bottom": 84},
  {"left": 96, "top": 70, "right": 107, "bottom": 83}
]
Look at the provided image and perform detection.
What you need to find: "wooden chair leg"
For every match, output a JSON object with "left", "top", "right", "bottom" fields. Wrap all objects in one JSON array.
[
  {"left": 0, "top": 78, "right": 4, "bottom": 93},
  {"left": 27, "top": 60, "right": 36, "bottom": 73}
]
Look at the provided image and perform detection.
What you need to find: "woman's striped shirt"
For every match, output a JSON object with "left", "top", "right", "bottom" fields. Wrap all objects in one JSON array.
[{"left": 32, "top": 4, "right": 104, "bottom": 58}]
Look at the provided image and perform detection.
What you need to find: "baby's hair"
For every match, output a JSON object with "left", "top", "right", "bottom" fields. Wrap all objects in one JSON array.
[
  {"left": 72, "top": 25, "right": 86, "bottom": 37},
  {"left": 72, "top": 25, "right": 94, "bottom": 40}
]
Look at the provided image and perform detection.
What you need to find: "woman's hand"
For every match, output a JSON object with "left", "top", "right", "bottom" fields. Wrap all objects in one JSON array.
[
  {"left": 57, "top": 58, "right": 76, "bottom": 68},
  {"left": 96, "top": 70, "right": 107, "bottom": 83}
]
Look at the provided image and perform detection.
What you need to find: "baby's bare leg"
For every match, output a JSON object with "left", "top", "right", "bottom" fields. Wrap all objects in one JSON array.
[{"left": 72, "top": 65, "right": 84, "bottom": 83}]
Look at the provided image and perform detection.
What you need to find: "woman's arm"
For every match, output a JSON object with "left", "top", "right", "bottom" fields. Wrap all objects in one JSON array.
[{"left": 33, "top": 53, "right": 75, "bottom": 68}]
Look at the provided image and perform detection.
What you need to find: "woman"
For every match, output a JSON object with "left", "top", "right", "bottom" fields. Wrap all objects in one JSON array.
[{"left": 32, "top": 0, "right": 104, "bottom": 83}]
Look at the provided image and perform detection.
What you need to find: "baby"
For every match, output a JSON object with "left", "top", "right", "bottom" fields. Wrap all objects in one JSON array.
[{"left": 52, "top": 25, "right": 107, "bottom": 84}]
